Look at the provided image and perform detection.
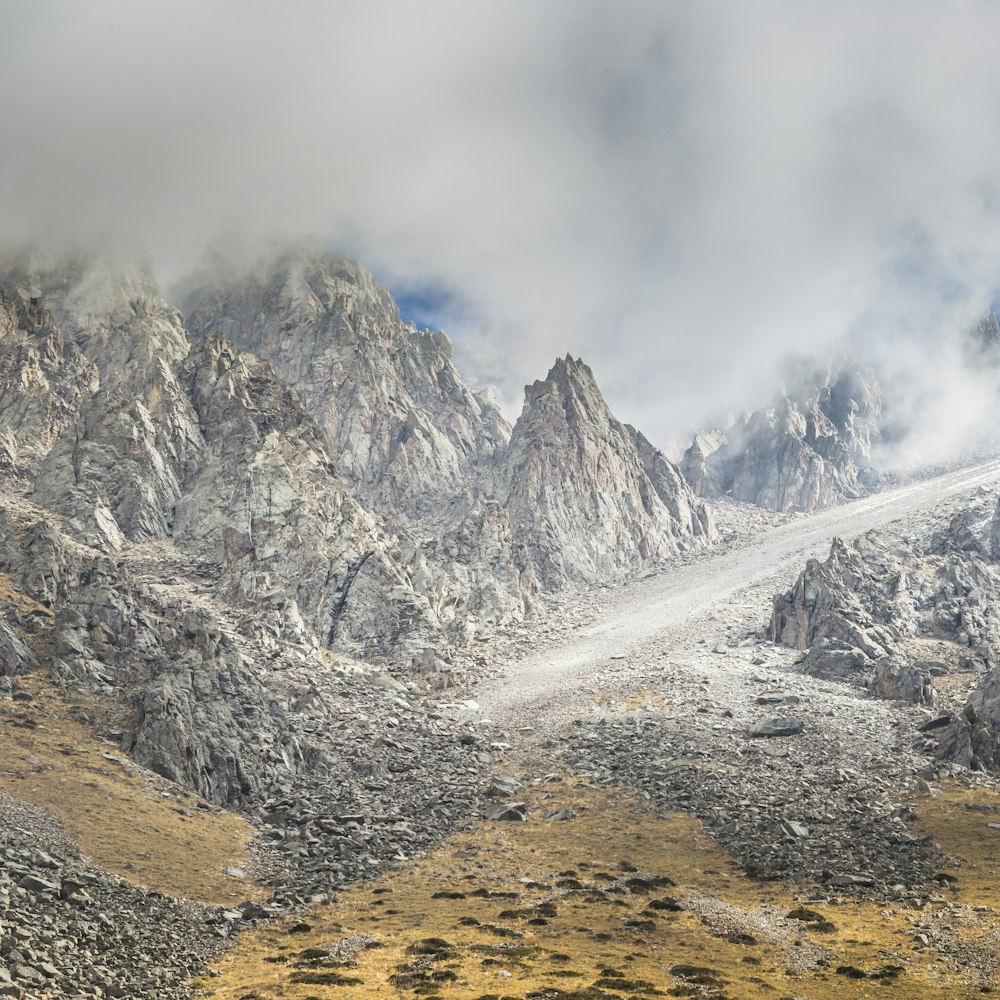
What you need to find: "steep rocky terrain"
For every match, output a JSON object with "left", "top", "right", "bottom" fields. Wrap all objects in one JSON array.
[
  {"left": 8, "top": 241, "right": 1000, "bottom": 997},
  {"left": 681, "top": 357, "right": 883, "bottom": 511},
  {"left": 469, "top": 355, "right": 715, "bottom": 593},
  {"left": 181, "top": 242, "right": 510, "bottom": 520},
  {"left": 0, "top": 243, "right": 724, "bottom": 996},
  {"left": 771, "top": 490, "right": 1000, "bottom": 770}
]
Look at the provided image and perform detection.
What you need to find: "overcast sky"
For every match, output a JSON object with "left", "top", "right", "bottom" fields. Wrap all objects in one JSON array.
[{"left": 3, "top": 1, "right": 1000, "bottom": 451}]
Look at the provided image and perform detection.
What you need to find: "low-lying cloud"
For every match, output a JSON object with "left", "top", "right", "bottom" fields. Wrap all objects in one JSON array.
[{"left": 3, "top": 1, "right": 1000, "bottom": 457}]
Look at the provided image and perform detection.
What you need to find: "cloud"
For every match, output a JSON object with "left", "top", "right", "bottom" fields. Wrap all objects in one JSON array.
[{"left": 3, "top": 1, "right": 1000, "bottom": 453}]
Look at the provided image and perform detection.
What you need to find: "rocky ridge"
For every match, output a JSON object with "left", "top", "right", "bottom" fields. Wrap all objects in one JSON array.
[
  {"left": 8, "top": 241, "right": 1000, "bottom": 996},
  {"left": 771, "top": 489, "right": 1000, "bottom": 770},
  {"left": 484, "top": 355, "right": 716, "bottom": 592},
  {"left": 181, "top": 242, "right": 510, "bottom": 520},
  {"left": 681, "top": 357, "right": 883, "bottom": 512},
  {"left": 0, "top": 243, "right": 721, "bottom": 995}
]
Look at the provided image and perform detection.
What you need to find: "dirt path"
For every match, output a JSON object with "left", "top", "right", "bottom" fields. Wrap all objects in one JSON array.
[{"left": 477, "top": 457, "right": 1000, "bottom": 725}]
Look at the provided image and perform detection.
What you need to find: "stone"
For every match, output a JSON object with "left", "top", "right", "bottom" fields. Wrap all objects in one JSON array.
[
  {"left": 487, "top": 803, "right": 528, "bottom": 822},
  {"left": 16, "top": 874, "right": 59, "bottom": 895},
  {"left": 869, "top": 657, "right": 934, "bottom": 706},
  {"left": 681, "top": 357, "right": 882, "bottom": 512},
  {"left": 487, "top": 776, "right": 524, "bottom": 798},
  {"left": 780, "top": 819, "right": 810, "bottom": 839},
  {"left": 491, "top": 355, "right": 715, "bottom": 591},
  {"left": 749, "top": 718, "right": 804, "bottom": 738}
]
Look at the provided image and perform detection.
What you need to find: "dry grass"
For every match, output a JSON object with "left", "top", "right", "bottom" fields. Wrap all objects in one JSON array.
[
  {"left": 0, "top": 674, "right": 264, "bottom": 905},
  {"left": 0, "top": 570, "right": 53, "bottom": 618},
  {"left": 197, "top": 782, "right": 981, "bottom": 999}
]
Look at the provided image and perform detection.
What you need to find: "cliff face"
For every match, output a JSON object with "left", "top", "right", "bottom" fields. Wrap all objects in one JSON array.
[
  {"left": 682, "top": 360, "right": 883, "bottom": 512},
  {"left": 493, "top": 355, "right": 715, "bottom": 590},
  {"left": 181, "top": 243, "right": 510, "bottom": 519}
]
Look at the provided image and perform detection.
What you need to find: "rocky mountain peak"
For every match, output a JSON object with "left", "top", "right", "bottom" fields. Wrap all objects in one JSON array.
[
  {"left": 496, "top": 354, "right": 715, "bottom": 590},
  {"left": 2, "top": 248, "right": 191, "bottom": 398},
  {"left": 181, "top": 242, "right": 510, "bottom": 519},
  {"left": 681, "top": 356, "right": 883, "bottom": 512}
]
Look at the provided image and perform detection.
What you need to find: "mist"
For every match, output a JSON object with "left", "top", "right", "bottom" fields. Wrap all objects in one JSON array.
[{"left": 3, "top": 1, "right": 1000, "bottom": 459}]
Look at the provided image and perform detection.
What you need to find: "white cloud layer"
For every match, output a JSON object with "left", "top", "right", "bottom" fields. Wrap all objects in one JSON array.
[{"left": 3, "top": 1, "right": 1000, "bottom": 454}]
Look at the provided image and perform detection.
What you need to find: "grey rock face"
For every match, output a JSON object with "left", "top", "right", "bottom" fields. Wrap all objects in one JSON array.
[
  {"left": 770, "top": 532, "right": 929, "bottom": 705},
  {"left": 2, "top": 252, "right": 204, "bottom": 550},
  {"left": 493, "top": 355, "right": 715, "bottom": 591},
  {"left": 682, "top": 359, "right": 882, "bottom": 512},
  {"left": 34, "top": 390, "right": 183, "bottom": 547},
  {"left": 935, "top": 672, "right": 1000, "bottom": 769},
  {"left": 4, "top": 250, "right": 191, "bottom": 398},
  {"left": 0, "top": 290, "right": 98, "bottom": 470},
  {"left": 991, "top": 496, "right": 1000, "bottom": 561},
  {"left": 0, "top": 501, "right": 303, "bottom": 806},
  {"left": 629, "top": 425, "right": 716, "bottom": 542},
  {"left": 181, "top": 242, "right": 510, "bottom": 518},
  {"left": 772, "top": 500, "right": 1000, "bottom": 749},
  {"left": 0, "top": 621, "right": 37, "bottom": 675},
  {"left": 869, "top": 656, "right": 934, "bottom": 707},
  {"left": 770, "top": 535, "right": 903, "bottom": 660},
  {"left": 173, "top": 336, "right": 455, "bottom": 663},
  {"left": 0, "top": 244, "right": 722, "bottom": 821},
  {"left": 127, "top": 605, "right": 304, "bottom": 805}
]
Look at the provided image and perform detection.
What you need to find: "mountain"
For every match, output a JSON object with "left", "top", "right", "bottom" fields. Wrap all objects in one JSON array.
[
  {"left": 491, "top": 355, "right": 715, "bottom": 590},
  {"left": 7, "top": 240, "right": 1000, "bottom": 998},
  {"left": 681, "top": 358, "right": 883, "bottom": 512},
  {"left": 0, "top": 244, "right": 718, "bottom": 818},
  {"left": 180, "top": 242, "right": 510, "bottom": 520}
]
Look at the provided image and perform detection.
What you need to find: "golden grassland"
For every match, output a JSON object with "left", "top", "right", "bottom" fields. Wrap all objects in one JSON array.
[
  {"left": 0, "top": 673, "right": 263, "bottom": 905},
  {"left": 196, "top": 779, "right": 1000, "bottom": 1000}
]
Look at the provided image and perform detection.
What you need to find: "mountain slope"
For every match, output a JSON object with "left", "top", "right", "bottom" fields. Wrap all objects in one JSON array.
[
  {"left": 494, "top": 355, "right": 715, "bottom": 590},
  {"left": 181, "top": 242, "right": 510, "bottom": 519},
  {"left": 681, "top": 358, "right": 883, "bottom": 512}
]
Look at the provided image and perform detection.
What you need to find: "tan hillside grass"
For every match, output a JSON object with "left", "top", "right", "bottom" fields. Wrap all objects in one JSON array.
[
  {"left": 196, "top": 780, "right": 987, "bottom": 999},
  {"left": 0, "top": 674, "right": 264, "bottom": 906}
]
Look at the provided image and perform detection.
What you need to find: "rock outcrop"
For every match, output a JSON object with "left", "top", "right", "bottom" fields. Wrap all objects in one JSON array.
[
  {"left": 492, "top": 355, "right": 715, "bottom": 591},
  {"left": 174, "top": 336, "right": 458, "bottom": 663},
  {"left": 0, "top": 289, "right": 99, "bottom": 473},
  {"left": 181, "top": 242, "right": 510, "bottom": 518},
  {"left": 682, "top": 359, "right": 883, "bottom": 512},
  {"left": 0, "top": 243, "right": 722, "bottom": 821},
  {"left": 0, "top": 502, "right": 304, "bottom": 805},
  {"left": 772, "top": 502, "right": 1000, "bottom": 725}
]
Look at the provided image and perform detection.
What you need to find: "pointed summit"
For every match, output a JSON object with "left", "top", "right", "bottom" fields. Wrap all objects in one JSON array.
[
  {"left": 180, "top": 242, "right": 510, "bottom": 518},
  {"left": 498, "top": 355, "right": 714, "bottom": 590}
]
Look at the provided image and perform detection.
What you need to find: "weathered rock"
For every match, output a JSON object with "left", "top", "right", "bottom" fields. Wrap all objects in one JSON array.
[
  {"left": 869, "top": 656, "right": 934, "bottom": 707},
  {"left": 749, "top": 718, "right": 804, "bottom": 737},
  {"left": 493, "top": 355, "right": 715, "bottom": 591},
  {"left": 0, "top": 288, "right": 98, "bottom": 469},
  {"left": 15, "top": 874, "right": 59, "bottom": 895},
  {"left": 487, "top": 802, "right": 528, "bottom": 821},
  {"left": 487, "top": 776, "right": 524, "bottom": 798},
  {"left": 936, "top": 670, "right": 1000, "bottom": 770},
  {"left": 773, "top": 495, "right": 1000, "bottom": 757},
  {"left": 173, "top": 336, "right": 458, "bottom": 663},
  {"left": 181, "top": 241, "right": 510, "bottom": 518},
  {"left": 34, "top": 390, "right": 184, "bottom": 547},
  {"left": 990, "top": 496, "right": 1000, "bottom": 563},
  {"left": 0, "top": 622, "right": 38, "bottom": 675},
  {"left": 682, "top": 358, "right": 882, "bottom": 512},
  {"left": 771, "top": 536, "right": 903, "bottom": 659}
]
